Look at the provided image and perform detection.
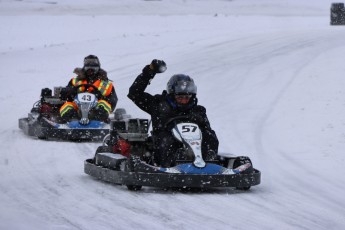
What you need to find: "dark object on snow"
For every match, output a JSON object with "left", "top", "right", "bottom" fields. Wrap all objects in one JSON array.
[{"left": 331, "top": 3, "right": 345, "bottom": 25}]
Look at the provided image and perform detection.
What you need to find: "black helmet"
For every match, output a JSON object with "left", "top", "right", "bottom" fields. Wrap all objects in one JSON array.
[
  {"left": 83, "top": 55, "right": 100, "bottom": 76},
  {"left": 166, "top": 74, "right": 197, "bottom": 95},
  {"left": 166, "top": 74, "right": 197, "bottom": 111}
]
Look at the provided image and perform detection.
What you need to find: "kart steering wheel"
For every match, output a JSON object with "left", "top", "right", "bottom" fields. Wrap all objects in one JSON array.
[
  {"left": 164, "top": 115, "right": 189, "bottom": 129},
  {"left": 74, "top": 84, "right": 103, "bottom": 99}
]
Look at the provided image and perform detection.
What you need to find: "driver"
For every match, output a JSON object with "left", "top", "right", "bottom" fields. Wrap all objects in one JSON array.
[
  {"left": 128, "top": 59, "right": 218, "bottom": 167},
  {"left": 60, "top": 55, "right": 118, "bottom": 122}
]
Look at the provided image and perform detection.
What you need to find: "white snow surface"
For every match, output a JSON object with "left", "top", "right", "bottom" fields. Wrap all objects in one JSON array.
[{"left": 1, "top": 0, "right": 345, "bottom": 229}]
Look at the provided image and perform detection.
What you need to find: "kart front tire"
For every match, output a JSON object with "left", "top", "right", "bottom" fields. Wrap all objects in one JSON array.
[
  {"left": 236, "top": 186, "right": 251, "bottom": 191},
  {"left": 127, "top": 185, "right": 142, "bottom": 191},
  {"left": 37, "top": 135, "right": 47, "bottom": 140}
]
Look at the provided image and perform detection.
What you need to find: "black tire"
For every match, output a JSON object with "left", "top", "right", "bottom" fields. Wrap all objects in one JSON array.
[
  {"left": 234, "top": 156, "right": 253, "bottom": 190},
  {"left": 96, "top": 146, "right": 113, "bottom": 154},
  {"left": 236, "top": 186, "right": 251, "bottom": 191},
  {"left": 37, "top": 135, "right": 47, "bottom": 140},
  {"left": 127, "top": 185, "right": 142, "bottom": 191},
  {"left": 233, "top": 156, "right": 253, "bottom": 174},
  {"left": 93, "top": 146, "right": 113, "bottom": 164}
]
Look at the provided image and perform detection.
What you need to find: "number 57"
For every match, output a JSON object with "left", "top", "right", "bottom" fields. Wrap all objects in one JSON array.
[{"left": 182, "top": 125, "right": 197, "bottom": 133}]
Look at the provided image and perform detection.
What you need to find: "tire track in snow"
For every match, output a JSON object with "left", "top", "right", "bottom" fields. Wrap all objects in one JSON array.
[
  {"left": 1, "top": 129, "right": 102, "bottom": 229},
  {"left": 179, "top": 29, "right": 345, "bottom": 228},
  {"left": 250, "top": 30, "right": 345, "bottom": 228}
]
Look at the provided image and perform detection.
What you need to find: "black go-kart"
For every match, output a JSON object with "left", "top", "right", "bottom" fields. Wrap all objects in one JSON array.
[
  {"left": 19, "top": 85, "right": 125, "bottom": 141},
  {"left": 84, "top": 113, "right": 261, "bottom": 191}
]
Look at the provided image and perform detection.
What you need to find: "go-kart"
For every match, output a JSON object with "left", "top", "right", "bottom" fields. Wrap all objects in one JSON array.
[
  {"left": 84, "top": 114, "right": 261, "bottom": 191},
  {"left": 19, "top": 84, "right": 118, "bottom": 141}
]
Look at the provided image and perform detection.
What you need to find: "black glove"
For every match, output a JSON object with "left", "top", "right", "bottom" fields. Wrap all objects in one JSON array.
[
  {"left": 149, "top": 59, "right": 167, "bottom": 73},
  {"left": 91, "top": 106, "right": 109, "bottom": 122},
  {"left": 188, "top": 113, "right": 204, "bottom": 125}
]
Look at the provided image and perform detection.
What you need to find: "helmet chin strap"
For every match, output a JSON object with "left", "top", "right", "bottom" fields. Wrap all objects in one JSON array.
[{"left": 166, "top": 95, "right": 177, "bottom": 109}]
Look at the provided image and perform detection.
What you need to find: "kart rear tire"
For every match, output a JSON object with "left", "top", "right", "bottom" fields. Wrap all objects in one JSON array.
[
  {"left": 236, "top": 186, "right": 251, "bottom": 191},
  {"left": 96, "top": 146, "right": 113, "bottom": 154},
  {"left": 233, "top": 156, "right": 253, "bottom": 174},
  {"left": 127, "top": 185, "right": 142, "bottom": 191},
  {"left": 38, "top": 135, "right": 47, "bottom": 140}
]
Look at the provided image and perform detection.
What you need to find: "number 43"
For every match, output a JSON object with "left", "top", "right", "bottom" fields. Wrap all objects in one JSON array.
[{"left": 82, "top": 95, "right": 91, "bottom": 101}]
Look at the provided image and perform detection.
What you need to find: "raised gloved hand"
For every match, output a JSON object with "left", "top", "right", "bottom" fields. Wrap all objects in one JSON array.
[{"left": 149, "top": 59, "right": 167, "bottom": 73}]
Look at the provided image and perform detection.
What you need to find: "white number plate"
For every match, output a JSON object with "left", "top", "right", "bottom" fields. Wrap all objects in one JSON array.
[
  {"left": 77, "top": 93, "right": 96, "bottom": 103},
  {"left": 175, "top": 123, "right": 201, "bottom": 140}
]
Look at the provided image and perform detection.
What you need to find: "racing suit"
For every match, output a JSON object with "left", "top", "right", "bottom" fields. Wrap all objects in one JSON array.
[
  {"left": 60, "top": 68, "right": 117, "bottom": 122},
  {"left": 128, "top": 66, "right": 218, "bottom": 167}
]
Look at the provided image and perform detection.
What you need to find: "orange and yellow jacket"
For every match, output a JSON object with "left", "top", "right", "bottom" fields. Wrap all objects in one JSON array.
[{"left": 61, "top": 68, "right": 118, "bottom": 115}]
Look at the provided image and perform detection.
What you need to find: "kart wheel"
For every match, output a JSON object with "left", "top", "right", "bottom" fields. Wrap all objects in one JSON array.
[
  {"left": 236, "top": 186, "right": 251, "bottom": 191},
  {"left": 37, "top": 135, "right": 47, "bottom": 140},
  {"left": 233, "top": 156, "right": 253, "bottom": 174},
  {"left": 96, "top": 146, "right": 112, "bottom": 154},
  {"left": 127, "top": 185, "right": 142, "bottom": 191}
]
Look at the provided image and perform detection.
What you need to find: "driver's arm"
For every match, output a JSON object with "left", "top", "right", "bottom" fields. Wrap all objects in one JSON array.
[
  {"left": 105, "top": 87, "right": 118, "bottom": 112},
  {"left": 189, "top": 106, "right": 217, "bottom": 135},
  {"left": 127, "top": 65, "right": 156, "bottom": 114}
]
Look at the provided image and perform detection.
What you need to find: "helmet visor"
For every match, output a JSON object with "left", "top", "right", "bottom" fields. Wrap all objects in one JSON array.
[
  {"left": 84, "top": 57, "right": 99, "bottom": 66},
  {"left": 84, "top": 65, "right": 100, "bottom": 72},
  {"left": 174, "top": 80, "right": 197, "bottom": 95},
  {"left": 175, "top": 94, "right": 192, "bottom": 105}
]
